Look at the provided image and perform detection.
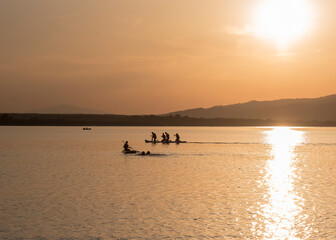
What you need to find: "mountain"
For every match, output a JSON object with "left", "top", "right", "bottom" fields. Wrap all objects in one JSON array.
[
  {"left": 27, "top": 104, "right": 105, "bottom": 114},
  {"left": 166, "top": 94, "right": 336, "bottom": 121}
]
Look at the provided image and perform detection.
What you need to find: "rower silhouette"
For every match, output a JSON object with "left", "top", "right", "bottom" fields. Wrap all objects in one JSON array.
[
  {"left": 161, "top": 132, "right": 166, "bottom": 142},
  {"left": 151, "top": 132, "right": 157, "bottom": 143},
  {"left": 165, "top": 132, "right": 170, "bottom": 143},
  {"left": 174, "top": 133, "right": 180, "bottom": 143},
  {"left": 123, "top": 141, "right": 130, "bottom": 151}
]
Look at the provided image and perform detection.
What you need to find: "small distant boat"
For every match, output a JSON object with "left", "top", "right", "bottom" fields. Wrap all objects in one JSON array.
[
  {"left": 145, "top": 140, "right": 187, "bottom": 144},
  {"left": 82, "top": 127, "right": 91, "bottom": 130}
]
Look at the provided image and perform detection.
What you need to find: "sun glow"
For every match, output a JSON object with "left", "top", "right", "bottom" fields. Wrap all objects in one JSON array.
[{"left": 253, "top": 0, "right": 314, "bottom": 49}]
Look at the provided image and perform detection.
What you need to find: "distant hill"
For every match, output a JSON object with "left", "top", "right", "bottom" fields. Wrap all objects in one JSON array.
[
  {"left": 166, "top": 94, "right": 336, "bottom": 121},
  {"left": 27, "top": 104, "right": 105, "bottom": 114}
]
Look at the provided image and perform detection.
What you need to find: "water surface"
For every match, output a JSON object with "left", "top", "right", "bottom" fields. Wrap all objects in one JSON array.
[{"left": 1, "top": 126, "right": 336, "bottom": 239}]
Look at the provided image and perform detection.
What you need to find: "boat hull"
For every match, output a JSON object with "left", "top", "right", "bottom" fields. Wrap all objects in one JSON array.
[{"left": 122, "top": 150, "right": 137, "bottom": 154}]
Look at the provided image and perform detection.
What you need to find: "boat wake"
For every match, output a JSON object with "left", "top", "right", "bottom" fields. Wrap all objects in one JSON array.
[{"left": 188, "top": 141, "right": 262, "bottom": 145}]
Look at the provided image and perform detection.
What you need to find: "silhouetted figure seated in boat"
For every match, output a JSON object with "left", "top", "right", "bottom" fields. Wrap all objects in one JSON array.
[
  {"left": 165, "top": 132, "right": 170, "bottom": 143},
  {"left": 174, "top": 133, "right": 180, "bottom": 143},
  {"left": 151, "top": 132, "right": 157, "bottom": 143},
  {"left": 161, "top": 133, "right": 166, "bottom": 143},
  {"left": 123, "top": 141, "right": 130, "bottom": 151}
]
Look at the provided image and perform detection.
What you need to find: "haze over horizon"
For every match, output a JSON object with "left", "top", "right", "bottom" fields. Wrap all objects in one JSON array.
[
  {"left": 9, "top": 93, "right": 335, "bottom": 116},
  {"left": 1, "top": 0, "right": 336, "bottom": 115}
]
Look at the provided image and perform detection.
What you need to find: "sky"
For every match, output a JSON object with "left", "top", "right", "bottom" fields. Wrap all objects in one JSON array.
[{"left": 0, "top": 0, "right": 336, "bottom": 114}]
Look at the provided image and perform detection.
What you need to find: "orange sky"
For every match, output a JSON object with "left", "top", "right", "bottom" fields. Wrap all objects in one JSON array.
[{"left": 0, "top": 0, "right": 335, "bottom": 114}]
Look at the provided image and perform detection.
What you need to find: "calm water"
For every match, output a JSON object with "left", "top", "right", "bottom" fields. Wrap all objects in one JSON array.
[{"left": 1, "top": 126, "right": 336, "bottom": 240}]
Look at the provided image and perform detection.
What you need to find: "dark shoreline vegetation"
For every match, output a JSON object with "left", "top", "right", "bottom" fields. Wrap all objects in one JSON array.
[{"left": 1, "top": 113, "right": 336, "bottom": 127}]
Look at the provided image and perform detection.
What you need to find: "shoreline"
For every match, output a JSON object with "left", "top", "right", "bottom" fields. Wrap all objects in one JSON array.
[{"left": 1, "top": 113, "right": 336, "bottom": 127}]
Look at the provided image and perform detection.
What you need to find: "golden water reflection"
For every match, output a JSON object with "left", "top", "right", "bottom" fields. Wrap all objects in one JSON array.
[{"left": 255, "top": 127, "right": 311, "bottom": 239}]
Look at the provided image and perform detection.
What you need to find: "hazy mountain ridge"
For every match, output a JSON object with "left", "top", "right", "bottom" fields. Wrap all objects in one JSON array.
[
  {"left": 166, "top": 94, "right": 336, "bottom": 121},
  {"left": 27, "top": 104, "right": 105, "bottom": 114}
]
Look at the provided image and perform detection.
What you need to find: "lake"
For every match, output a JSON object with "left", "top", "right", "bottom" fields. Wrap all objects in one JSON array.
[{"left": 1, "top": 126, "right": 336, "bottom": 239}]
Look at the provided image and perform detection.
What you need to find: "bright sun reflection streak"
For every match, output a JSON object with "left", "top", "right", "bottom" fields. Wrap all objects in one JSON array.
[
  {"left": 253, "top": 0, "right": 314, "bottom": 50},
  {"left": 261, "top": 127, "right": 309, "bottom": 239}
]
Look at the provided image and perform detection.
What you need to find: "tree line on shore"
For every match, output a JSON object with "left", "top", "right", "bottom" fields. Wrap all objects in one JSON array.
[{"left": 1, "top": 113, "right": 336, "bottom": 126}]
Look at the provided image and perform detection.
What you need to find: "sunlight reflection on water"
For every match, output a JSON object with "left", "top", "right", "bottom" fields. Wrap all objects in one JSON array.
[
  {"left": 253, "top": 127, "right": 312, "bottom": 239},
  {"left": 3, "top": 126, "right": 336, "bottom": 239}
]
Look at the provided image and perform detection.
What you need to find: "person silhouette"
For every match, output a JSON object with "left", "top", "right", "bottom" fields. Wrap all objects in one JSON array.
[
  {"left": 165, "top": 132, "right": 170, "bottom": 143},
  {"left": 151, "top": 132, "right": 157, "bottom": 143},
  {"left": 174, "top": 133, "right": 180, "bottom": 143},
  {"left": 123, "top": 141, "right": 130, "bottom": 151},
  {"left": 161, "top": 132, "right": 166, "bottom": 142}
]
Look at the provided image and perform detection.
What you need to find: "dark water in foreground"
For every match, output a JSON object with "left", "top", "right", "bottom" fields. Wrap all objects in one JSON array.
[{"left": 1, "top": 126, "right": 336, "bottom": 239}]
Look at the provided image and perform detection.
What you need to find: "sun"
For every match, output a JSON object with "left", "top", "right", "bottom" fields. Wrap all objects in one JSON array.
[{"left": 253, "top": 0, "right": 314, "bottom": 49}]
